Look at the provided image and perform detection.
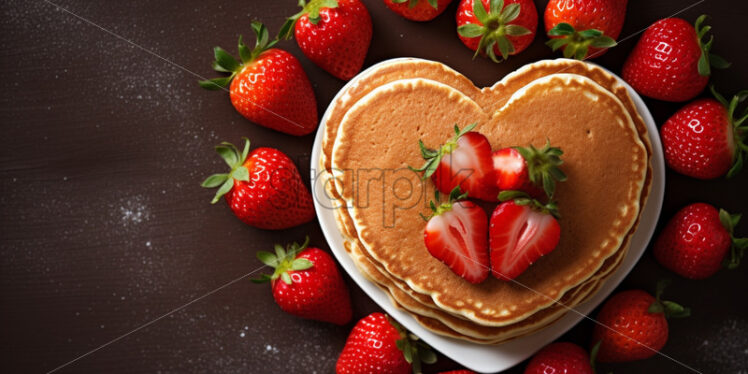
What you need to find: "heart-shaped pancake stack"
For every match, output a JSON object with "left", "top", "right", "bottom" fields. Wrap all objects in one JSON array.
[{"left": 319, "top": 58, "right": 653, "bottom": 344}]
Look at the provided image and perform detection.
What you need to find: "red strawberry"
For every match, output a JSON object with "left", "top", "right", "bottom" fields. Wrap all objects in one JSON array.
[
  {"left": 384, "top": 0, "right": 453, "bottom": 22},
  {"left": 524, "top": 342, "right": 594, "bottom": 374},
  {"left": 253, "top": 238, "right": 351, "bottom": 325},
  {"left": 544, "top": 0, "right": 626, "bottom": 59},
  {"left": 489, "top": 191, "right": 561, "bottom": 281},
  {"left": 280, "top": 0, "right": 372, "bottom": 80},
  {"left": 337, "top": 313, "right": 437, "bottom": 374},
  {"left": 423, "top": 188, "right": 490, "bottom": 284},
  {"left": 201, "top": 138, "right": 315, "bottom": 230},
  {"left": 456, "top": 0, "right": 538, "bottom": 62},
  {"left": 592, "top": 281, "right": 690, "bottom": 363},
  {"left": 653, "top": 203, "right": 747, "bottom": 279},
  {"left": 199, "top": 22, "right": 317, "bottom": 135},
  {"left": 660, "top": 88, "right": 748, "bottom": 179},
  {"left": 622, "top": 15, "right": 730, "bottom": 102},
  {"left": 493, "top": 142, "right": 567, "bottom": 199},
  {"left": 412, "top": 123, "right": 498, "bottom": 201}
]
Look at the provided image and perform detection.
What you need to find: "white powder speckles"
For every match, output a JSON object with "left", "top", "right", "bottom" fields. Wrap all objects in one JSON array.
[
  {"left": 693, "top": 318, "right": 748, "bottom": 373},
  {"left": 119, "top": 195, "right": 151, "bottom": 226},
  {"left": 239, "top": 332, "right": 245, "bottom": 338}
]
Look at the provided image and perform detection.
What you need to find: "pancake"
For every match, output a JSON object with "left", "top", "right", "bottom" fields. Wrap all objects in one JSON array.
[
  {"left": 330, "top": 75, "right": 647, "bottom": 326},
  {"left": 345, "top": 236, "right": 627, "bottom": 342}
]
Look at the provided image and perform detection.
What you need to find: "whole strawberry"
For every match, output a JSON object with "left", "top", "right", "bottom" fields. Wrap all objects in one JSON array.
[
  {"left": 384, "top": 0, "right": 453, "bottom": 22},
  {"left": 199, "top": 22, "right": 318, "bottom": 135},
  {"left": 337, "top": 313, "right": 437, "bottom": 374},
  {"left": 524, "top": 342, "right": 594, "bottom": 374},
  {"left": 544, "top": 0, "right": 625, "bottom": 59},
  {"left": 592, "top": 281, "right": 690, "bottom": 363},
  {"left": 280, "top": 0, "right": 372, "bottom": 80},
  {"left": 653, "top": 203, "right": 746, "bottom": 279},
  {"left": 411, "top": 123, "right": 498, "bottom": 201},
  {"left": 660, "top": 87, "right": 748, "bottom": 179},
  {"left": 201, "top": 138, "right": 315, "bottom": 230},
  {"left": 253, "top": 237, "right": 352, "bottom": 325},
  {"left": 622, "top": 15, "right": 730, "bottom": 102},
  {"left": 456, "top": 0, "right": 538, "bottom": 62}
]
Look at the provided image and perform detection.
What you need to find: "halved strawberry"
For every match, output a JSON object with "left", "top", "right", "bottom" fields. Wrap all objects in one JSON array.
[
  {"left": 492, "top": 141, "right": 567, "bottom": 199},
  {"left": 489, "top": 191, "right": 561, "bottom": 280},
  {"left": 423, "top": 187, "right": 489, "bottom": 283},
  {"left": 411, "top": 123, "right": 498, "bottom": 201}
]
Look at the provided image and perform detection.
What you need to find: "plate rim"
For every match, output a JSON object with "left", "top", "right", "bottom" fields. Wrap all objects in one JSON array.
[{"left": 310, "top": 58, "right": 665, "bottom": 373}]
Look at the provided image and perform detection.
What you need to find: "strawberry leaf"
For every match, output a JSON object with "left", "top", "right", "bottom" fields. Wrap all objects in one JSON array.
[
  {"left": 198, "top": 77, "right": 232, "bottom": 90},
  {"left": 548, "top": 23, "right": 575, "bottom": 36},
  {"left": 201, "top": 173, "right": 229, "bottom": 188},
  {"left": 281, "top": 271, "right": 292, "bottom": 285},
  {"left": 662, "top": 301, "right": 691, "bottom": 318},
  {"left": 211, "top": 179, "right": 234, "bottom": 204},
  {"left": 458, "top": 24, "right": 485, "bottom": 38},
  {"left": 473, "top": 0, "right": 489, "bottom": 23},
  {"left": 257, "top": 251, "right": 279, "bottom": 267},
  {"left": 291, "top": 258, "right": 314, "bottom": 271},
  {"left": 216, "top": 145, "right": 238, "bottom": 167},
  {"left": 427, "top": 0, "right": 438, "bottom": 9},
  {"left": 232, "top": 166, "right": 250, "bottom": 182},
  {"left": 499, "top": 3, "right": 519, "bottom": 23}
]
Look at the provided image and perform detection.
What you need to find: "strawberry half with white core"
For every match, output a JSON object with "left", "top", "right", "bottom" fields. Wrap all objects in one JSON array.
[
  {"left": 490, "top": 191, "right": 561, "bottom": 281},
  {"left": 493, "top": 141, "right": 567, "bottom": 199},
  {"left": 411, "top": 123, "right": 498, "bottom": 201},
  {"left": 423, "top": 187, "right": 490, "bottom": 284}
]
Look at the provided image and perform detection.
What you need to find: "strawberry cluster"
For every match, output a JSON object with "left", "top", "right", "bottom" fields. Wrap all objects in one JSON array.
[{"left": 411, "top": 123, "right": 567, "bottom": 283}]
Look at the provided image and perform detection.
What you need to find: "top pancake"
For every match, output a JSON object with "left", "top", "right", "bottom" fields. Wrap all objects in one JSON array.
[{"left": 330, "top": 74, "right": 647, "bottom": 325}]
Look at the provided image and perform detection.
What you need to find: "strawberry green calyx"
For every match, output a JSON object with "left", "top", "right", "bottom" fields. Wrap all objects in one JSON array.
[
  {"left": 694, "top": 14, "right": 730, "bottom": 77},
  {"left": 410, "top": 123, "right": 477, "bottom": 179},
  {"left": 718, "top": 208, "right": 748, "bottom": 270},
  {"left": 388, "top": 316, "right": 438, "bottom": 374},
  {"left": 498, "top": 190, "right": 560, "bottom": 219},
  {"left": 198, "top": 21, "right": 278, "bottom": 90},
  {"left": 710, "top": 86, "right": 748, "bottom": 178},
  {"left": 457, "top": 0, "right": 531, "bottom": 62},
  {"left": 546, "top": 22, "right": 617, "bottom": 60},
  {"left": 421, "top": 186, "right": 468, "bottom": 221},
  {"left": 280, "top": 0, "right": 339, "bottom": 39},
  {"left": 201, "top": 138, "right": 252, "bottom": 204},
  {"left": 252, "top": 237, "right": 315, "bottom": 285},
  {"left": 391, "top": 0, "right": 439, "bottom": 10},
  {"left": 514, "top": 140, "right": 567, "bottom": 199},
  {"left": 647, "top": 280, "right": 691, "bottom": 318}
]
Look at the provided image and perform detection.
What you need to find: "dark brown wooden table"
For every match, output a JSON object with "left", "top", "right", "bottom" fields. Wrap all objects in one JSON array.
[{"left": 2, "top": 0, "right": 746, "bottom": 372}]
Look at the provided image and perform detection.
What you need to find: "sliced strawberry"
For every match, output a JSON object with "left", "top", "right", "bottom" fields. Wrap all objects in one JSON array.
[
  {"left": 411, "top": 123, "right": 498, "bottom": 201},
  {"left": 489, "top": 191, "right": 561, "bottom": 280},
  {"left": 423, "top": 188, "right": 489, "bottom": 283},
  {"left": 492, "top": 141, "right": 567, "bottom": 199}
]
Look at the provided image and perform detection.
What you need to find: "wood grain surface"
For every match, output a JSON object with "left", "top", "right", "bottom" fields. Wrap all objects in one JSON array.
[{"left": 1, "top": 0, "right": 746, "bottom": 372}]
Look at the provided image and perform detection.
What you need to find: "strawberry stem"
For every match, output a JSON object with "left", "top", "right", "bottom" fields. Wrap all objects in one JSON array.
[
  {"left": 648, "top": 280, "right": 691, "bottom": 318},
  {"left": 457, "top": 0, "right": 531, "bottom": 62},
  {"left": 201, "top": 138, "right": 252, "bottom": 204},
  {"left": 513, "top": 140, "right": 567, "bottom": 199},
  {"left": 389, "top": 315, "right": 437, "bottom": 373},
  {"left": 694, "top": 14, "right": 730, "bottom": 77},
  {"left": 280, "top": 0, "right": 339, "bottom": 39},
  {"left": 498, "top": 190, "right": 561, "bottom": 218},
  {"left": 718, "top": 208, "right": 748, "bottom": 269},
  {"left": 545, "top": 22, "right": 617, "bottom": 60},
  {"left": 710, "top": 86, "right": 748, "bottom": 178},
  {"left": 252, "top": 237, "right": 314, "bottom": 285},
  {"left": 409, "top": 123, "right": 477, "bottom": 179},
  {"left": 198, "top": 21, "right": 278, "bottom": 90},
  {"left": 422, "top": 186, "right": 468, "bottom": 221},
  {"left": 392, "top": 0, "right": 439, "bottom": 9}
]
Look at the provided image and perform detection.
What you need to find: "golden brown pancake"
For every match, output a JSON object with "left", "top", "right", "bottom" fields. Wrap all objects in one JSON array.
[{"left": 330, "top": 75, "right": 647, "bottom": 326}]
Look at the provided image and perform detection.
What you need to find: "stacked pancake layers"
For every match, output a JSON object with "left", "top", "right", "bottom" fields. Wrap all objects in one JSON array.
[{"left": 319, "top": 58, "right": 653, "bottom": 344}]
